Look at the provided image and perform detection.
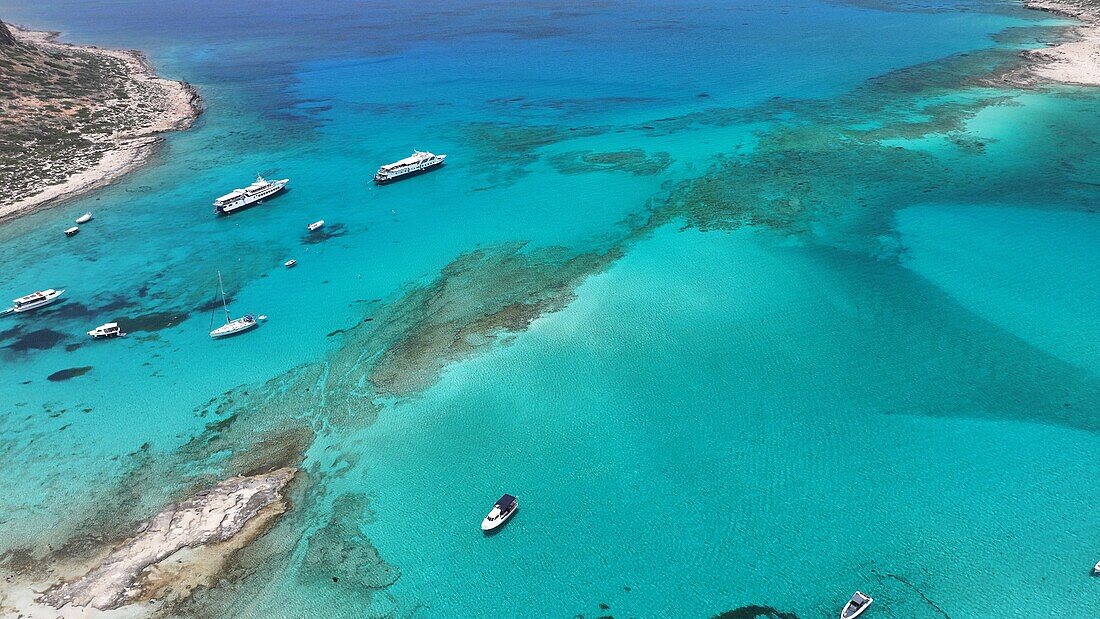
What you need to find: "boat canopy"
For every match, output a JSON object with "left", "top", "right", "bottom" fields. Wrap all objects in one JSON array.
[
  {"left": 215, "top": 189, "right": 247, "bottom": 203},
  {"left": 14, "top": 290, "right": 50, "bottom": 304},
  {"left": 495, "top": 494, "right": 516, "bottom": 508},
  {"left": 380, "top": 151, "right": 435, "bottom": 170}
]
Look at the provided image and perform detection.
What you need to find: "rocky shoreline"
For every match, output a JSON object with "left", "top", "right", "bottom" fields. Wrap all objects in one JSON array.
[
  {"left": 0, "top": 468, "right": 296, "bottom": 617},
  {"left": 0, "top": 20, "right": 201, "bottom": 221},
  {"left": 1014, "top": 1, "right": 1100, "bottom": 86}
]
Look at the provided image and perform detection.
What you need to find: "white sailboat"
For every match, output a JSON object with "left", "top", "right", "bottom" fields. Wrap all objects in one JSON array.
[{"left": 209, "top": 272, "right": 258, "bottom": 339}]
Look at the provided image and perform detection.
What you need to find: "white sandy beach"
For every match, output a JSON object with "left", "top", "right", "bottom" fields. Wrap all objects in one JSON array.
[{"left": 1023, "top": 0, "right": 1100, "bottom": 86}]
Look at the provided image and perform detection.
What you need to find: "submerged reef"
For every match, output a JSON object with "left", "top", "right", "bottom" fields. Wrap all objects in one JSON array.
[{"left": 548, "top": 149, "right": 672, "bottom": 176}]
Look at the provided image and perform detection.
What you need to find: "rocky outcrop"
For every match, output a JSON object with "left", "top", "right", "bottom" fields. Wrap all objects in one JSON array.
[
  {"left": 1010, "top": 1, "right": 1100, "bottom": 87},
  {"left": 0, "top": 19, "right": 16, "bottom": 46},
  {"left": 39, "top": 468, "right": 296, "bottom": 610}
]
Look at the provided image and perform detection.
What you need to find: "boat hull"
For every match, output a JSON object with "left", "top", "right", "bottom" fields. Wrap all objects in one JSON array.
[
  {"left": 12, "top": 291, "right": 64, "bottom": 313},
  {"left": 481, "top": 502, "right": 518, "bottom": 532},
  {"left": 840, "top": 596, "right": 873, "bottom": 619},
  {"left": 374, "top": 159, "right": 444, "bottom": 184},
  {"left": 210, "top": 319, "right": 258, "bottom": 339},
  {"left": 214, "top": 181, "right": 288, "bottom": 216}
]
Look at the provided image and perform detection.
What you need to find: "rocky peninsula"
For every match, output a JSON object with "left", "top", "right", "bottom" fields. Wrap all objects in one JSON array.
[
  {"left": 0, "top": 18, "right": 200, "bottom": 220},
  {"left": 1019, "top": 1, "right": 1100, "bottom": 86},
  {"left": 0, "top": 468, "right": 295, "bottom": 617}
]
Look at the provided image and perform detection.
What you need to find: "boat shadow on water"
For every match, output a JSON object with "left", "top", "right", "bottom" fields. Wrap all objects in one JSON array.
[{"left": 301, "top": 223, "right": 348, "bottom": 245}]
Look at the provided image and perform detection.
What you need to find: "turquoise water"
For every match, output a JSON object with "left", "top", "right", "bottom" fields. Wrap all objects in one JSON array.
[{"left": 1, "top": 0, "right": 1099, "bottom": 617}]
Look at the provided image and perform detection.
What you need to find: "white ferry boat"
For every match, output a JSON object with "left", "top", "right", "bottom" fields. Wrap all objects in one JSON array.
[
  {"left": 7, "top": 289, "right": 65, "bottom": 314},
  {"left": 374, "top": 151, "right": 446, "bottom": 184},
  {"left": 213, "top": 175, "right": 289, "bottom": 216},
  {"left": 88, "top": 322, "right": 126, "bottom": 339},
  {"left": 481, "top": 494, "right": 518, "bottom": 532}
]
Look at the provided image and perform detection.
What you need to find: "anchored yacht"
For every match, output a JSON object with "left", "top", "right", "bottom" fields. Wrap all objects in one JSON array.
[
  {"left": 6, "top": 289, "right": 65, "bottom": 314},
  {"left": 481, "top": 494, "right": 518, "bottom": 532},
  {"left": 374, "top": 151, "right": 446, "bottom": 184},
  {"left": 840, "top": 591, "right": 873, "bottom": 619},
  {"left": 209, "top": 272, "right": 259, "bottom": 338},
  {"left": 88, "top": 322, "right": 126, "bottom": 339},
  {"left": 213, "top": 175, "right": 289, "bottom": 216}
]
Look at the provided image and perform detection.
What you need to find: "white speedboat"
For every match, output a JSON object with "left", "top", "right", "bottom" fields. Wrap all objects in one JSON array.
[
  {"left": 481, "top": 494, "right": 518, "bottom": 532},
  {"left": 64, "top": 226, "right": 79, "bottom": 237},
  {"left": 213, "top": 175, "right": 289, "bottom": 216},
  {"left": 208, "top": 272, "right": 259, "bottom": 339},
  {"left": 284, "top": 259, "right": 297, "bottom": 268},
  {"left": 374, "top": 150, "right": 446, "bottom": 184},
  {"left": 1093, "top": 559, "right": 1100, "bottom": 576},
  {"left": 76, "top": 212, "right": 92, "bottom": 224},
  {"left": 840, "top": 591, "right": 873, "bottom": 619},
  {"left": 7, "top": 289, "right": 65, "bottom": 314},
  {"left": 88, "top": 322, "right": 126, "bottom": 339},
  {"left": 307, "top": 220, "right": 324, "bottom": 231}
]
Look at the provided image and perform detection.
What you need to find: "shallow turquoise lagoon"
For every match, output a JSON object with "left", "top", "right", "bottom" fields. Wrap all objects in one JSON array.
[{"left": 0, "top": 0, "right": 1098, "bottom": 617}]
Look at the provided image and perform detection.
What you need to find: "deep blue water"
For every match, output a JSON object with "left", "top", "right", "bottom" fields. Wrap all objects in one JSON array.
[{"left": 1, "top": 1, "right": 1099, "bottom": 617}]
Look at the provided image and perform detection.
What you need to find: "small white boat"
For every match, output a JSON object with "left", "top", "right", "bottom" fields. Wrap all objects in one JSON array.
[
  {"left": 208, "top": 272, "right": 259, "bottom": 339},
  {"left": 88, "top": 322, "right": 126, "bottom": 339},
  {"left": 76, "top": 212, "right": 92, "bottom": 224},
  {"left": 481, "top": 494, "right": 518, "bottom": 532},
  {"left": 7, "top": 289, "right": 65, "bottom": 314},
  {"left": 840, "top": 591, "right": 873, "bottom": 619},
  {"left": 64, "top": 226, "right": 79, "bottom": 237},
  {"left": 1093, "top": 559, "right": 1100, "bottom": 576},
  {"left": 284, "top": 259, "right": 297, "bottom": 268},
  {"left": 307, "top": 220, "right": 325, "bottom": 232}
]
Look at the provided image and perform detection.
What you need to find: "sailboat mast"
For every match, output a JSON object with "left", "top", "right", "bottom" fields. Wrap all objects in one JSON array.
[{"left": 218, "top": 271, "right": 231, "bottom": 323}]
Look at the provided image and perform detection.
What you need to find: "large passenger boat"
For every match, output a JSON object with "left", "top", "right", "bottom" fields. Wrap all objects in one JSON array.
[
  {"left": 213, "top": 175, "right": 289, "bottom": 216},
  {"left": 6, "top": 289, "right": 65, "bottom": 314},
  {"left": 374, "top": 151, "right": 446, "bottom": 184}
]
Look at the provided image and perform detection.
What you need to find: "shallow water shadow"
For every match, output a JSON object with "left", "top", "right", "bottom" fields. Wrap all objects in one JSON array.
[
  {"left": 47, "top": 366, "right": 93, "bottom": 382},
  {"left": 301, "top": 223, "right": 348, "bottom": 245}
]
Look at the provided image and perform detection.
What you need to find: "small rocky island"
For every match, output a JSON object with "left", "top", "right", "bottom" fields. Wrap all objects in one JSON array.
[{"left": 0, "top": 18, "right": 200, "bottom": 219}]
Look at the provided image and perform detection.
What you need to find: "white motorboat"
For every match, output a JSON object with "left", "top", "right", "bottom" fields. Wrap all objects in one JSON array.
[
  {"left": 76, "top": 212, "right": 92, "bottom": 224},
  {"left": 481, "top": 494, "right": 518, "bottom": 532},
  {"left": 374, "top": 150, "right": 446, "bottom": 184},
  {"left": 840, "top": 591, "right": 873, "bottom": 619},
  {"left": 213, "top": 175, "right": 289, "bottom": 216},
  {"left": 307, "top": 220, "right": 325, "bottom": 231},
  {"left": 64, "top": 226, "right": 79, "bottom": 237},
  {"left": 88, "top": 322, "right": 126, "bottom": 339},
  {"left": 284, "top": 259, "right": 297, "bottom": 268},
  {"left": 7, "top": 289, "right": 65, "bottom": 314},
  {"left": 1093, "top": 559, "right": 1100, "bottom": 576},
  {"left": 208, "top": 272, "right": 259, "bottom": 339}
]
